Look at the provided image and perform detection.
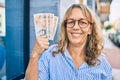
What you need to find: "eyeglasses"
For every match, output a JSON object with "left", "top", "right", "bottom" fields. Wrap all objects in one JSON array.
[{"left": 64, "top": 18, "right": 93, "bottom": 28}]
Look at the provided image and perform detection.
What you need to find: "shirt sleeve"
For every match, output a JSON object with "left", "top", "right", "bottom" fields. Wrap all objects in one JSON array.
[
  {"left": 104, "top": 64, "right": 112, "bottom": 80},
  {"left": 38, "top": 51, "right": 50, "bottom": 80},
  {"left": 99, "top": 54, "right": 112, "bottom": 80}
]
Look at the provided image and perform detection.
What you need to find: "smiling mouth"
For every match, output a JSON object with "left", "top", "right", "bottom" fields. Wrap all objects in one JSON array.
[{"left": 71, "top": 33, "right": 83, "bottom": 37}]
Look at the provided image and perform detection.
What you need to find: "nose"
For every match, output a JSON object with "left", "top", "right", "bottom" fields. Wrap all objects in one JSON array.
[
  {"left": 73, "top": 20, "right": 84, "bottom": 33},
  {"left": 73, "top": 20, "right": 80, "bottom": 29}
]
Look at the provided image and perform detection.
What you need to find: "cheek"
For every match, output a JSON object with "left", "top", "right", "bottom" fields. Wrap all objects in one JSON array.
[
  {"left": 83, "top": 26, "right": 91, "bottom": 34},
  {"left": 66, "top": 28, "right": 71, "bottom": 38},
  {"left": 66, "top": 28, "right": 70, "bottom": 34}
]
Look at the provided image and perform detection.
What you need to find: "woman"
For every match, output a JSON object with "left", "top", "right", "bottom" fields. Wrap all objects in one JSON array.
[{"left": 26, "top": 4, "right": 112, "bottom": 80}]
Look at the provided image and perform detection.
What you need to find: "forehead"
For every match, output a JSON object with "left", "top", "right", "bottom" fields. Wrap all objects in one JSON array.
[{"left": 68, "top": 8, "right": 86, "bottom": 19}]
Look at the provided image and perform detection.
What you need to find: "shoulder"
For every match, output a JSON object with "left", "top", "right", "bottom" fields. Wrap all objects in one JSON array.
[
  {"left": 98, "top": 53, "right": 110, "bottom": 66},
  {"left": 38, "top": 44, "right": 58, "bottom": 61},
  {"left": 98, "top": 53, "right": 112, "bottom": 73},
  {"left": 38, "top": 44, "right": 60, "bottom": 69}
]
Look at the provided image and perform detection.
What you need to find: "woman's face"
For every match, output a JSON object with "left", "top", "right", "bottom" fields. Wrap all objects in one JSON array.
[{"left": 66, "top": 8, "right": 91, "bottom": 46}]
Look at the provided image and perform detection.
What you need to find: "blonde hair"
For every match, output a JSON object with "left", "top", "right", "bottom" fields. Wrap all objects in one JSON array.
[{"left": 53, "top": 4, "right": 103, "bottom": 66}]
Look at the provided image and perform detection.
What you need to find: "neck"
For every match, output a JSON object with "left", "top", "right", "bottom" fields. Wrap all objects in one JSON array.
[{"left": 67, "top": 42, "right": 86, "bottom": 58}]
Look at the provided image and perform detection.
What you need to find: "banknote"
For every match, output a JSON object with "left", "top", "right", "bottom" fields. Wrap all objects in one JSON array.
[
  {"left": 51, "top": 16, "right": 58, "bottom": 40},
  {"left": 49, "top": 13, "right": 54, "bottom": 40},
  {"left": 34, "top": 13, "right": 47, "bottom": 37}
]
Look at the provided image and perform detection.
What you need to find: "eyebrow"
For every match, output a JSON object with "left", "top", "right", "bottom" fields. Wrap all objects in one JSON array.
[{"left": 67, "top": 18, "right": 87, "bottom": 20}]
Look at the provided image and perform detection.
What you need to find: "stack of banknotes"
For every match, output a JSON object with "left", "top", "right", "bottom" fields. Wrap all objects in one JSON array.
[{"left": 34, "top": 13, "right": 58, "bottom": 40}]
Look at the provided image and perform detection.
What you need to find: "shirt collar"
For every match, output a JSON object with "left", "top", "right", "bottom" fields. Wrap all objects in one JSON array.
[
  {"left": 64, "top": 43, "right": 72, "bottom": 60},
  {"left": 64, "top": 49, "right": 72, "bottom": 60}
]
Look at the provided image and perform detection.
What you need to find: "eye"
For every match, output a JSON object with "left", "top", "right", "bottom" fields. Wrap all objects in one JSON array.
[
  {"left": 67, "top": 20, "right": 74, "bottom": 24},
  {"left": 79, "top": 20, "right": 88, "bottom": 26},
  {"left": 65, "top": 19, "right": 75, "bottom": 28}
]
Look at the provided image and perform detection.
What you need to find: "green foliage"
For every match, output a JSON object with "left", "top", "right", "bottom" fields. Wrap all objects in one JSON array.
[{"left": 105, "top": 25, "right": 112, "bottom": 30}]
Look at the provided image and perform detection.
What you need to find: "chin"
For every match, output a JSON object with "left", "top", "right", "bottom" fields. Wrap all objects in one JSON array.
[{"left": 70, "top": 39, "right": 82, "bottom": 44}]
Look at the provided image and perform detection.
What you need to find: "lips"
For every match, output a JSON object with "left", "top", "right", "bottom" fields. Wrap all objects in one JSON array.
[{"left": 71, "top": 33, "right": 82, "bottom": 37}]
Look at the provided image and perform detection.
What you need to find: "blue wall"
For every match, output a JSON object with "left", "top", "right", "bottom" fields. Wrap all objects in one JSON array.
[{"left": 5, "top": 0, "right": 24, "bottom": 79}]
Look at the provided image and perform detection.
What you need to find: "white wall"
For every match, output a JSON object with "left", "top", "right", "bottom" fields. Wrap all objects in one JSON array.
[{"left": 109, "top": 0, "right": 120, "bottom": 21}]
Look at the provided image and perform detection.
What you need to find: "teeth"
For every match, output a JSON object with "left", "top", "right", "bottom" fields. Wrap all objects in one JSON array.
[{"left": 71, "top": 33, "right": 80, "bottom": 37}]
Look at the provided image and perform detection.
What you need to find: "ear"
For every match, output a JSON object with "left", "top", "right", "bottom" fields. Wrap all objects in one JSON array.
[
  {"left": 88, "top": 30, "right": 91, "bottom": 34},
  {"left": 88, "top": 26, "right": 92, "bottom": 35}
]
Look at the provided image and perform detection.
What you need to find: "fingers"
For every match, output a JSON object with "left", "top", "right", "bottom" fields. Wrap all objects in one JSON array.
[
  {"left": 39, "top": 41, "right": 49, "bottom": 49},
  {"left": 37, "top": 36, "right": 48, "bottom": 43},
  {"left": 36, "top": 35, "right": 49, "bottom": 49}
]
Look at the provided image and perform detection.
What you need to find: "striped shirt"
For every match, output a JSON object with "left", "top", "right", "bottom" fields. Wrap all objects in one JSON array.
[{"left": 38, "top": 44, "right": 112, "bottom": 80}]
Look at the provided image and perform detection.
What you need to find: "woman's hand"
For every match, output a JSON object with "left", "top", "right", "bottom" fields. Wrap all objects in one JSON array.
[{"left": 31, "top": 35, "right": 49, "bottom": 58}]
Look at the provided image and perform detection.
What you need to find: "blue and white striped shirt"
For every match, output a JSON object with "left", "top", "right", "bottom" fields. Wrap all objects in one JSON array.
[{"left": 38, "top": 44, "right": 112, "bottom": 80}]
